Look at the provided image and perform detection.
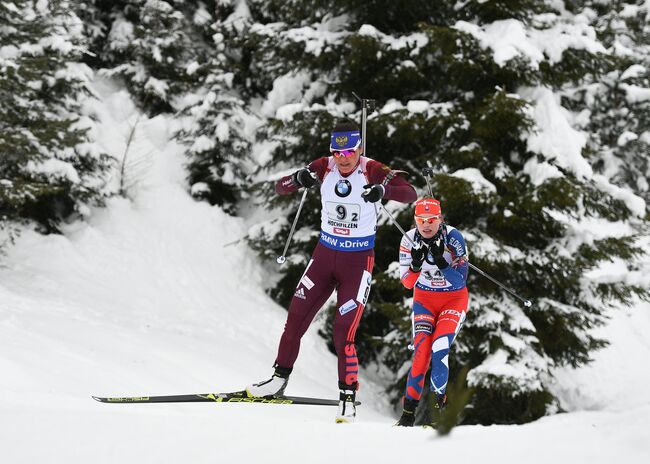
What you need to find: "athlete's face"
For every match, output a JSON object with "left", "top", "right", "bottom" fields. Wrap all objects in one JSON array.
[
  {"left": 415, "top": 215, "right": 442, "bottom": 239},
  {"left": 332, "top": 147, "right": 362, "bottom": 174}
]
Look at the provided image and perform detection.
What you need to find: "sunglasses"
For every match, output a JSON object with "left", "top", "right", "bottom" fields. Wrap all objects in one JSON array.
[
  {"left": 415, "top": 215, "right": 441, "bottom": 225},
  {"left": 331, "top": 149, "right": 357, "bottom": 158}
]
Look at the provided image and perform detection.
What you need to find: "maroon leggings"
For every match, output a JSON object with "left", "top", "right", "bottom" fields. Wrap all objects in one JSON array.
[{"left": 275, "top": 242, "right": 374, "bottom": 387}]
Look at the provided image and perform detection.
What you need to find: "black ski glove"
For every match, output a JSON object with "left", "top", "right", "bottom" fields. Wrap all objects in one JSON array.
[
  {"left": 292, "top": 168, "right": 317, "bottom": 188},
  {"left": 429, "top": 236, "right": 449, "bottom": 269},
  {"left": 361, "top": 184, "right": 385, "bottom": 203},
  {"left": 410, "top": 243, "right": 426, "bottom": 272}
]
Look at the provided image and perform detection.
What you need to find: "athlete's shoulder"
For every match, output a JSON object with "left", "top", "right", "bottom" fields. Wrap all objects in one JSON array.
[
  {"left": 364, "top": 158, "right": 393, "bottom": 183},
  {"left": 309, "top": 156, "right": 331, "bottom": 179},
  {"left": 444, "top": 225, "right": 467, "bottom": 255},
  {"left": 365, "top": 157, "right": 391, "bottom": 172},
  {"left": 444, "top": 224, "right": 463, "bottom": 238},
  {"left": 309, "top": 156, "right": 330, "bottom": 169},
  {"left": 444, "top": 224, "right": 457, "bottom": 233}
]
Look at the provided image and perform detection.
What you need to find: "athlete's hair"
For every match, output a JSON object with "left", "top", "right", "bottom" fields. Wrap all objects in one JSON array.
[{"left": 332, "top": 119, "right": 359, "bottom": 133}]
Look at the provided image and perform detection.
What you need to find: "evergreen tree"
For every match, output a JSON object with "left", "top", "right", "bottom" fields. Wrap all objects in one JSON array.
[
  {"left": 76, "top": 0, "right": 244, "bottom": 209},
  {"left": 564, "top": 0, "right": 650, "bottom": 205},
  {"left": 79, "top": 0, "right": 210, "bottom": 115},
  {"left": 175, "top": 5, "right": 252, "bottom": 213},
  {"left": 0, "top": 0, "right": 112, "bottom": 238},
  {"left": 183, "top": 0, "right": 649, "bottom": 424}
]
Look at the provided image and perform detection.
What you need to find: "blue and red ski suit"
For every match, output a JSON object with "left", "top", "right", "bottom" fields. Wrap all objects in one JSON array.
[{"left": 399, "top": 225, "right": 469, "bottom": 401}]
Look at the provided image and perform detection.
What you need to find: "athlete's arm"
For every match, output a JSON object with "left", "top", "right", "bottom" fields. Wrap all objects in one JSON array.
[
  {"left": 438, "top": 228, "right": 469, "bottom": 287},
  {"left": 399, "top": 233, "right": 420, "bottom": 289},
  {"left": 366, "top": 161, "right": 417, "bottom": 203},
  {"left": 275, "top": 157, "right": 329, "bottom": 195}
]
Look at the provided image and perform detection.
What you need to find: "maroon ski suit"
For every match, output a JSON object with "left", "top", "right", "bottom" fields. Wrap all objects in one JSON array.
[{"left": 274, "top": 156, "right": 416, "bottom": 388}]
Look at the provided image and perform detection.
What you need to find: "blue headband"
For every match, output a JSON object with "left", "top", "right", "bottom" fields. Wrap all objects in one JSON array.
[{"left": 329, "top": 131, "right": 361, "bottom": 151}]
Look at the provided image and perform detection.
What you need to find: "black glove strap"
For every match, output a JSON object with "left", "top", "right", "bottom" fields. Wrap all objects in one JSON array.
[
  {"left": 409, "top": 264, "right": 422, "bottom": 273},
  {"left": 292, "top": 170, "right": 303, "bottom": 187},
  {"left": 434, "top": 256, "right": 449, "bottom": 270}
]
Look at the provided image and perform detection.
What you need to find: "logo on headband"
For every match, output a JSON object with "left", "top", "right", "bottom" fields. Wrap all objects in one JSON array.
[
  {"left": 335, "top": 135, "right": 348, "bottom": 147},
  {"left": 415, "top": 198, "right": 441, "bottom": 216},
  {"left": 330, "top": 131, "right": 361, "bottom": 151}
]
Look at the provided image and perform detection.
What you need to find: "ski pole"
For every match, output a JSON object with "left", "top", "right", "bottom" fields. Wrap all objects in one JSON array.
[
  {"left": 379, "top": 203, "right": 419, "bottom": 249},
  {"left": 381, "top": 202, "right": 532, "bottom": 307},
  {"left": 276, "top": 187, "right": 309, "bottom": 265},
  {"left": 352, "top": 92, "right": 375, "bottom": 157},
  {"left": 354, "top": 92, "right": 428, "bottom": 254},
  {"left": 467, "top": 262, "right": 532, "bottom": 307},
  {"left": 422, "top": 166, "right": 434, "bottom": 197},
  {"left": 421, "top": 167, "right": 531, "bottom": 306},
  {"left": 354, "top": 94, "right": 530, "bottom": 306}
]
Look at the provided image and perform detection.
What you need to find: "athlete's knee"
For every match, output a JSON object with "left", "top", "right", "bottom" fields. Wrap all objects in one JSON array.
[
  {"left": 430, "top": 334, "right": 454, "bottom": 394},
  {"left": 431, "top": 334, "right": 454, "bottom": 361},
  {"left": 332, "top": 319, "right": 346, "bottom": 341},
  {"left": 332, "top": 311, "right": 355, "bottom": 342}
]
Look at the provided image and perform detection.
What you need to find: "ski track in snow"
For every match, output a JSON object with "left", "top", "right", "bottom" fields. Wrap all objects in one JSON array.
[{"left": 1, "top": 80, "right": 649, "bottom": 463}]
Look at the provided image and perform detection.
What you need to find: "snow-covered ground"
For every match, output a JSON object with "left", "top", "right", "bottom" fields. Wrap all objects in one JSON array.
[{"left": 1, "top": 82, "right": 649, "bottom": 463}]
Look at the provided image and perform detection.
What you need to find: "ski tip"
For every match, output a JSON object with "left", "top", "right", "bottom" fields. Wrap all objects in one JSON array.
[{"left": 92, "top": 396, "right": 106, "bottom": 402}]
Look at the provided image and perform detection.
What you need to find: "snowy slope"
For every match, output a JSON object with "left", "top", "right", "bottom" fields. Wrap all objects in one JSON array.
[{"left": 1, "top": 80, "right": 649, "bottom": 464}]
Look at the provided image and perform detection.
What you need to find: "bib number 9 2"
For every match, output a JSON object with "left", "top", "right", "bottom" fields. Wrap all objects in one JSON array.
[{"left": 327, "top": 202, "right": 359, "bottom": 223}]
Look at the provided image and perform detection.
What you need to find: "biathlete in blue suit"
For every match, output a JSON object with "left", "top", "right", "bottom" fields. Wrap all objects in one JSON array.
[{"left": 395, "top": 197, "right": 469, "bottom": 427}]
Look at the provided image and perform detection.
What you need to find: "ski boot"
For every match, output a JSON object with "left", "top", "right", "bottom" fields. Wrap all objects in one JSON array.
[
  {"left": 335, "top": 381, "right": 357, "bottom": 423},
  {"left": 425, "top": 393, "right": 448, "bottom": 428},
  {"left": 395, "top": 397, "right": 419, "bottom": 427},
  {"left": 245, "top": 365, "right": 291, "bottom": 398}
]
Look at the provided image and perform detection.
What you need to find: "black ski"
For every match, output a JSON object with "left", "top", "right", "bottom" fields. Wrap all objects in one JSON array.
[{"left": 92, "top": 390, "right": 360, "bottom": 406}]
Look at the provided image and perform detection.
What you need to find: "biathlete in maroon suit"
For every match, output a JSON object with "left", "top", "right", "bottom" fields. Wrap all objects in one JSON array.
[
  {"left": 246, "top": 120, "right": 416, "bottom": 423},
  {"left": 395, "top": 197, "right": 469, "bottom": 427}
]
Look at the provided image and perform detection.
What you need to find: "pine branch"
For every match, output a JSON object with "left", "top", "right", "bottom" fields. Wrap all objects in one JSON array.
[{"left": 436, "top": 367, "right": 474, "bottom": 436}]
